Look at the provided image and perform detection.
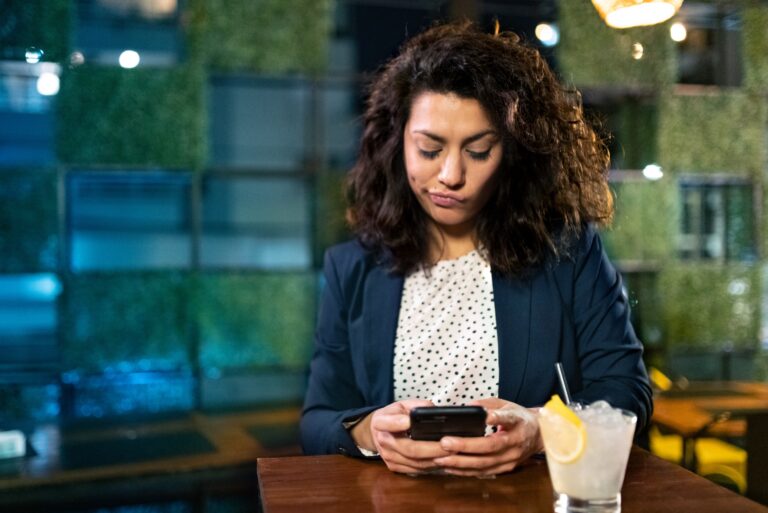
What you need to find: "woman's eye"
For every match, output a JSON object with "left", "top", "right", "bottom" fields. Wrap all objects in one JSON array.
[
  {"left": 468, "top": 149, "right": 491, "bottom": 161},
  {"left": 419, "top": 149, "right": 441, "bottom": 160}
]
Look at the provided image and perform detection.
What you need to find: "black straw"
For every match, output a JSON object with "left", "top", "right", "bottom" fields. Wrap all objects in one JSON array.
[{"left": 555, "top": 362, "right": 572, "bottom": 405}]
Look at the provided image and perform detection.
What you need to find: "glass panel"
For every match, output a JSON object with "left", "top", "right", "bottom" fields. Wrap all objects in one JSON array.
[
  {"left": 74, "top": 0, "right": 182, "bottom": 67},
  {"left": 68, "top": 171, "right": 191, "bottom": 271},
  {"left": 0, "top": 274, "right": 60, "bottom": 379},
  {"left": 0, "top": 170, "right": 58, "bottom": 272},
  {"left": 676, "top": 4, "right": 742, "bottom": 86},
  {"left": 322, "top": 79, "right": 361, "bottom": 169},
  {"left": 201, "top": 176, "right": 311, "bottom": 269},
  {"left": 679, "top": 182, "right": 753, "bottom": 262},
  {"left": 208, "top": 77, "right": 309, "bottom": 170},
  {"left": 726, "top": 185, "right": 756, "bottom": 261}
]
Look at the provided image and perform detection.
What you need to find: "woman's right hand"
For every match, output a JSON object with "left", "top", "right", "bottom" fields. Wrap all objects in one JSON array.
[{"left": 351, "top": 399, "right": 454, "bottom": 474}]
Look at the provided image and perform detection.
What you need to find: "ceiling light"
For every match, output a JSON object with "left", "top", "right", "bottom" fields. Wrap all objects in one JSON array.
[
  {"left": 670, "top": 22, "right": 687, "bottom": 42},
  {"left": 592, "top": 0, "right": 684, "bottom": 29}
]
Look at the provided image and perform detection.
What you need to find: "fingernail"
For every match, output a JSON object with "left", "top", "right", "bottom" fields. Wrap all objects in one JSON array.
[{"left": 441, "top": 438, "right": 455, "bottom": 450}]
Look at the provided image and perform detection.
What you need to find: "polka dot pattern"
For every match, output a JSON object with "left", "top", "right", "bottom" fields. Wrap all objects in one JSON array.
[{"left": 393, "top": 249, "right": 499, "bottom": 406}]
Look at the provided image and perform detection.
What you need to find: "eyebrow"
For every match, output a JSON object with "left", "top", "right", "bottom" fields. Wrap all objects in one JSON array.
[{"left": 413, "top": 129, "right": 497, "bottom": 145}]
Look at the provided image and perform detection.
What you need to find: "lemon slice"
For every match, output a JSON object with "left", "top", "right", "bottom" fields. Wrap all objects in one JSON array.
[{"left": 539, "top": 394, "right": 586, "bottom": 464}]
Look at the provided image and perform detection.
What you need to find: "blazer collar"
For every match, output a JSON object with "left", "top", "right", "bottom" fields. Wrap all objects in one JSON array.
[
  {"left": 363, "top": 264, "right": 403, "bottom": 404},
  {"left": 492, "top": 270, "right": 533, "bottom": 402}
]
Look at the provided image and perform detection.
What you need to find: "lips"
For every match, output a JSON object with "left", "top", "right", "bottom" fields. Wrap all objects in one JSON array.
[{"left": 428, "top": 191, "right": 465, "bottom": 207}]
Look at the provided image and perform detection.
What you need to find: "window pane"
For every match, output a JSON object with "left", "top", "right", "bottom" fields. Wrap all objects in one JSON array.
[
  {"left": 678, "top": 181, "right": 754, "bottom": 262},
  {"left": 0, "top": 274, "right": 60, "bottom": 380},
  {"left": 68, "top": 171, "right": 191, "bottom": 271},
  {"left": 74, "top": 0, "right": 182, "bottom": 67},
  {"left": 676, "top": 4, "right": 742, "bottom": 87},
  {"left": 208, "top": 77, "right": 309, "bottom": 170},
  {"left": 322, "top": 79, "right": 361, "bottom": 169},
  {"left": 201, "top": 176, "right": 311, "bottom": 269}
]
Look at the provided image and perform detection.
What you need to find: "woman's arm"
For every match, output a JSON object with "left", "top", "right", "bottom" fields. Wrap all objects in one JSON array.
[
  {"left": 300, "top": 247, "right": 381, "bottom": 456},
  {"left": 568, "top": 227, "right": 653, "bottom": 430}
]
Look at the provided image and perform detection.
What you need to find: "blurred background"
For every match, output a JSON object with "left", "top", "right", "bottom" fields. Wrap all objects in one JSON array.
[{"left": 1, "top": 0, "right": 767, "bottom": 510}]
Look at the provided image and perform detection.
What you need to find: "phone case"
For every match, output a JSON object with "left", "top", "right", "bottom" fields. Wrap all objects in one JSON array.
[{"left": 408, "top": 406, "right": 487, "bottom": 441}]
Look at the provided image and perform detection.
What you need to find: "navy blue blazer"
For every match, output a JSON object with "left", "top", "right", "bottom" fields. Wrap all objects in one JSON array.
[{"left": 300, "top": 226, "right": 653, "bottom": 456}]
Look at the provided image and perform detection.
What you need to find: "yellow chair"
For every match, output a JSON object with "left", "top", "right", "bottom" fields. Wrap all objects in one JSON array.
[{"left": 649, "top": 425, "right": 747, "bottom": 494}]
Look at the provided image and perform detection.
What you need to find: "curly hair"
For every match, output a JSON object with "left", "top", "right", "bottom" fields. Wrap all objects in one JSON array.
[{"left": 346, "top": 21, "right": 613, "bottom": 276}]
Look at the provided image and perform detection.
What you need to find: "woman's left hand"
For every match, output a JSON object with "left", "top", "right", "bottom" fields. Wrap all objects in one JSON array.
[{"left": 432, "top": 398, "right": 544, "bottom": 477}]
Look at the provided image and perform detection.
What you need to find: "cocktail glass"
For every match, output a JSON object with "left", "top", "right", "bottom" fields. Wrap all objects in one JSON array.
[{"left": 539, "top": 400, "right": 637, "bottom": 513}]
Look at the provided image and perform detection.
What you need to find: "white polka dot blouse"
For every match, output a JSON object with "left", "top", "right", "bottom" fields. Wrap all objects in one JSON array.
[{"left": 393, "top": 249, "right": 499, "bottom": 406}]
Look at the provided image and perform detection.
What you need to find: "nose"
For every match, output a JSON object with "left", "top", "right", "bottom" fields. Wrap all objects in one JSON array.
[{"left": 437, "top": 153, "right": 465, "bottom": 189}]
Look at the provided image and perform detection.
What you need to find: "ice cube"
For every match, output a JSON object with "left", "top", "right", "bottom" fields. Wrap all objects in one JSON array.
[{"left": 588, "top": 400, "right": 612, "bottom": 410}]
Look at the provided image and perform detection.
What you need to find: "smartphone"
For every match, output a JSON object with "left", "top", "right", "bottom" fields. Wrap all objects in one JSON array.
[{"left": 408, "top": 406, "right": 487, "bottom": 441}]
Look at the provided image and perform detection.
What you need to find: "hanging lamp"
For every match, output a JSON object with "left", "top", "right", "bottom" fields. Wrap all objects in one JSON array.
[{"left": 591, "top": 0, "right": 684, "bottom": 29}]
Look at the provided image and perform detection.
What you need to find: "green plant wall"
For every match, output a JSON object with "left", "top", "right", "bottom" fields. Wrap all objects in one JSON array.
[
  {"left": 660, "top": 263, "right": 760, "bottom": 350},
  {"left": 0, "top": 0, "right": 70, "bottom": 62},
  {"left": 602, "top": 177, "right": 676, "bottom": 262},
  {"left": 557, "top": 0, "right": 675, "bottom": 87},
  {"left": 197, "top": 273, "right": 316, "bottom": 370},
  {"left": 192, "top": 0, "right": 334, "bottom": 74},
  {"left": 56, "top": 65, "right": 206, "bottom": 169},
  {"left": 0, "top": 171, "right": 58, "bottom": 273},
  {"left": 61, "top": 272, "right": 194, "bottom": 373},
  {"left": 743, "top": 4, "right": 768, "bottom": 92},
  {"left": 657, "top": 91, "right": 766, "bottom": 174}
]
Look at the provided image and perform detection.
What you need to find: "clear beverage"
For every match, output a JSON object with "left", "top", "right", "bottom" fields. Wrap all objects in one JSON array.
[{"left": 539, "top": 401, "right": 637, "bottom": 513}]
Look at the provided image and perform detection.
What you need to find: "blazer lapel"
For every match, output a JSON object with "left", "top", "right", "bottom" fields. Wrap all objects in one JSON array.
[
  {"left": 363, "top": 265, "right": 403, "bottom": 404},
  {"left": 492, "top": 271, "right": 532, "bottom": 402}
]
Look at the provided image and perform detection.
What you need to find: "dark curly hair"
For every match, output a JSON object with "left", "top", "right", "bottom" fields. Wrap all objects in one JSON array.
[{"left": 346, "top": 21, "right": 613, "bottom": 276}]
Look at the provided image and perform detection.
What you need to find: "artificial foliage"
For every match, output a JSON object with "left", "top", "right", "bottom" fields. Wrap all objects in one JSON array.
[
  {"left": 606, "top": 100, "right": 658, "bottom": 170},
  {"left": 191, "top": 0, "right": 334, "bottom": 74},
  {"left": 197, "top": 272, "right": 316, "bottom": 370},
  {"left": 0, "top": 170, "right": 58, "bottom": 273},
  {"left": 742, "top": 4, "right": 768, "bottom": 92},
  {"left": 61, "top": 272, "right": 194, "bottom": 373},
  {"left": 657, "top": 90, "right": 766, "bottom": 175},
  {"left": 659, "top": 263, "right": 760, "bottom": 350},
  {"left": 0, "top": 0, "right": 70, "bottom": 62},
  {"left": 557, "top": 0, "right": 675, "bottom": 88},
  {"left": 601, "top": 177, "right": 676, "bottom": 263},
  {"left": 55, "top": 65, "right": 206, "bottom": 169}
]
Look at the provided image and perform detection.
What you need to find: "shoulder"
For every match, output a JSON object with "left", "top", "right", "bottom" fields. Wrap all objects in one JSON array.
[{"left": 323, "top": 239, "right": 395, "bottom": 282}]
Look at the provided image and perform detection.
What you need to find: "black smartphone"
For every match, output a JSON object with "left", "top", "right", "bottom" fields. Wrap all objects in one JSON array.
[{"left": 408, "top": 406, "right": 487, "bottom": 441}]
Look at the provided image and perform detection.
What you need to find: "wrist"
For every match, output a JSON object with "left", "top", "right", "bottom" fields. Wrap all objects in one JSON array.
[{"left": 350, "top": 413, "right": 376, "bottom": 453}]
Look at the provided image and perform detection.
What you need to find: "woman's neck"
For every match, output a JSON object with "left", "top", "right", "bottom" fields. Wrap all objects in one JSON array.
[{"left": 427, "top": 223, "right": 478, "bottom": 262}]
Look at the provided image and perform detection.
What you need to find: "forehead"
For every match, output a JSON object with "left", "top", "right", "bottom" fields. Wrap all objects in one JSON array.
[{"left": 406, "top": 92, "right": 494, "bottom": 133}]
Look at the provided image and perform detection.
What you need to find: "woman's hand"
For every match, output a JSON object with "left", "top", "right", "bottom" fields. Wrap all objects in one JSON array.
[
  {"left": 432, "top": 398, "right": 544, "bottom": 477},
  {"left": 351, "top": 399, "right": 455, "bottom": 474}
]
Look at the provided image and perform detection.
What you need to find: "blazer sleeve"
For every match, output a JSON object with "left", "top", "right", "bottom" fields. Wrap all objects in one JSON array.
[
  {"left": 567, "top": 227, "right": 654, "bottom": 431},
  {"left": 300, "top": 247, "right": 384, "bottom": 456}
]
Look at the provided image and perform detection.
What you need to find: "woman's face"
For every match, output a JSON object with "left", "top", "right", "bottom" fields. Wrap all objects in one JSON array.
[{"left": 403, "top": 92, "right": 503, "bottom": 237}]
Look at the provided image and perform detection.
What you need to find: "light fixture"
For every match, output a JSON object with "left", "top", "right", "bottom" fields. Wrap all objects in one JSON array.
[
  {"left": 670, "top": 22, "right": 687, "bottom": 42},
  {"left": 119, "top": 50, "right": 140, "bottom": 69},
  {"left": 36, "top": 72, "right": 60, "bottom": 96},
  {"left": 591, "top": 0, "right": 684, "bottom": 29},
  {"left": 642, "top": 164, "right": 663, "bottom": 180},
  {"left": 535, "top": 23, "right": 560, "bottom": 47}
]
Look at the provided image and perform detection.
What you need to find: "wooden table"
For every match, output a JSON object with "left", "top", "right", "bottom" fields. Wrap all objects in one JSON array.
[
  {"left": 257, "top": 448, "right": 768, "bottom": 513},
  {"left": 652, "top": 381, "right": 768, "bottom": 503}
]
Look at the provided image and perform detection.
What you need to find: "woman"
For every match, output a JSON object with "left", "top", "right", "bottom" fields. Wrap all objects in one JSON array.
[{"left": 300, "top": 21, "right": 652, "bottom": 477}]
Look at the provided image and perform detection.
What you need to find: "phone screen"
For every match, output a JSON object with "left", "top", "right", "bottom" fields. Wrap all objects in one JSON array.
[{"left": 408, "top": 406, "right": 487, "bottom": 441}]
